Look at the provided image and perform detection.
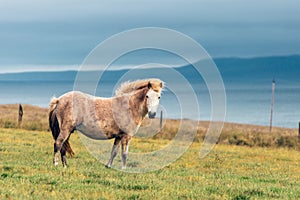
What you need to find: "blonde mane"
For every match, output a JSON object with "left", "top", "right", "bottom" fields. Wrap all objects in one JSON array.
[{"left": 115, "top": 79, "right": 164, "bottom": 96}]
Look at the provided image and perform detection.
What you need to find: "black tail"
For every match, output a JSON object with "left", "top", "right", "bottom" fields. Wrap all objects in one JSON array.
[{"left": 49, "top": 98, "right": 75, "bottom": 157}]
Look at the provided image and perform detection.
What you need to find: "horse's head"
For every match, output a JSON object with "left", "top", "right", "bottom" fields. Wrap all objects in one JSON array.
[{"left": 146, "top": 81, "right": 163, "bottom": 119}]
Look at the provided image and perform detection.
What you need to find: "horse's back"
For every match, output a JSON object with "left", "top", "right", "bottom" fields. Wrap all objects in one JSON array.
[
  {"left": 58, "top": 91, "right": 93, "bottom": 101},
  {"left": 56, "top": 91, "right": 96, "bottom": 120},
  {"left": 55, "top": 91, "right": 118, "bottom": 139}
]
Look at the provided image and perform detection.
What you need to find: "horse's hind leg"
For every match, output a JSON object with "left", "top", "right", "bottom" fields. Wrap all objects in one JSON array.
[
  {"left": 53, "top": 129, "right": 70, "bottom": 166},
  {"left": 60, "top": 147, "right": 67, "bottom": 167},
  {"left": 105, "top": 137, "right": 121, "bottom": 168},
  {"left": 121, "top": 134, "right": 131, "bottom": 170}
]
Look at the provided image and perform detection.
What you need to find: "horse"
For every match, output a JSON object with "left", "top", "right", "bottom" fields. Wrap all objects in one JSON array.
[{"left": 49, "top": 79, "right": 164, "bottom": 169}]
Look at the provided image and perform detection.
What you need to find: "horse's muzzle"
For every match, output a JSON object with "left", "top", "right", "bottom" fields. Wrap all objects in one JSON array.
[{"left": 148, "top": 112, "right": 156, "bottom": 119}]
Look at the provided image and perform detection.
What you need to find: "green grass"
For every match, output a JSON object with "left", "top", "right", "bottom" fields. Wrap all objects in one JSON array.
[{"left": 1, "top": 128, "right": 300, "bottom": 199}]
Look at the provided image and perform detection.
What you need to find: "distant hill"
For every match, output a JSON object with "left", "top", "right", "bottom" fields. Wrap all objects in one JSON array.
[
  {"left": 0, "top": 55, "right": 299, "bottom": 84},
  {"left": 214, "top": 55, "right": 300, "bottom": 83}
]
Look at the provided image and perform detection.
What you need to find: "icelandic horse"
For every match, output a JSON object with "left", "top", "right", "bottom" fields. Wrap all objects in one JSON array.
[{"left": 49, "top": 79, "right": 164, "bottom": 169}]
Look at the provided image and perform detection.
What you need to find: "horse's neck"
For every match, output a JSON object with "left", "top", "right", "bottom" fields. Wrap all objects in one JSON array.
[{"left": 130, "top": 88, "right": 148, "bottom": 119}]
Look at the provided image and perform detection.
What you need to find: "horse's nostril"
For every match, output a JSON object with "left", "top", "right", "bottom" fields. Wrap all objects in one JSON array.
[{"left": 148, "top": 112, "right": 156, "bottom": 118}]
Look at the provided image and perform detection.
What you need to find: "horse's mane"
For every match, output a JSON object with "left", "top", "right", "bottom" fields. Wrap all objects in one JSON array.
[{"left": 115, "top": 79, "right": 164, "bottom": 96}]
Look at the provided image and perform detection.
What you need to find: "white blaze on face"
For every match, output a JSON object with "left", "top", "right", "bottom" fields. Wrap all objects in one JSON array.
[{"left": 146, "top": 89, "right": 161, "bottom": 118}]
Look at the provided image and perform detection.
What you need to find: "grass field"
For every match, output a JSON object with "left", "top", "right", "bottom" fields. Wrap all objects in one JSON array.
[{"left": 1, "top": 127, "right": 300, "bottom": 199}]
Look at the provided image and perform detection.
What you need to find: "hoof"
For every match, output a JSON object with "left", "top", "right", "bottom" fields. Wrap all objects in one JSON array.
[
  {"left": 105, "top": 164, "right": 111, "bottom": 168},
  {"left": 54, "top": 161, "right": 59, "bottom": 166}
]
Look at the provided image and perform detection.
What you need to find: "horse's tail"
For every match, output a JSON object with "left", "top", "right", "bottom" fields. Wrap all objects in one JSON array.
[{"left": 49, "top": 97, "right": 75, "bottom": 157}]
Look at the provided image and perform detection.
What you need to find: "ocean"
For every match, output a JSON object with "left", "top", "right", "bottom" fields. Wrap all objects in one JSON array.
[{"left": 0, "top": 56, "right": 299, "bottom": 128}]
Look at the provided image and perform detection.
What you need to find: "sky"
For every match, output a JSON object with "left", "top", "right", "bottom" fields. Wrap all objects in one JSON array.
[{"left": 0, "top": 0, "right": 300, "bottom": 72}]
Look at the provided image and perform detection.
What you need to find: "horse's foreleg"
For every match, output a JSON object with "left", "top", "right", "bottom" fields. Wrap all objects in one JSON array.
[
  {"left": 105, "top": 137, "right": 121, "bottom": 168},
  {"left": 121, "top": 134, "right": 131, "bottom": 170}
]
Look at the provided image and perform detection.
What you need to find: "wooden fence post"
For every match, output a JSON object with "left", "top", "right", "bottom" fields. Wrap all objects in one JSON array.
[
  {"left": 298, "top": 122, "right": 300, "bottom": 141},
  {"left": 160, "top": 110, "right": 163, "bottom": 130},
  {"left": 18, "top": 104, "right": 23, "bottom": 127},
  {"left": 269, "top": 79, "right": 275, "bottom": 132}
]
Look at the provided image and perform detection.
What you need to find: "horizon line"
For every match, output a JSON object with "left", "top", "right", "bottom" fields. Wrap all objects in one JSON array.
[{"left": 0, "top": 54, "right": 299, "bottom": 74}]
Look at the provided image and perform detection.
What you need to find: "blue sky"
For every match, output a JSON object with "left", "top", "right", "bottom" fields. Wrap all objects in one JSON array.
[{"left": 0, "top": 0, "right": 299, "bottom": 72}]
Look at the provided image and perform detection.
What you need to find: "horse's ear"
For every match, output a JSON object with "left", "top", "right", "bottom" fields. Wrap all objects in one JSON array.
[
  {"left": 148, "top": 81, "right": 152, "bottom": 89},
  {"left": 159, "top": 82, "right": 163, "bottom": 88}
]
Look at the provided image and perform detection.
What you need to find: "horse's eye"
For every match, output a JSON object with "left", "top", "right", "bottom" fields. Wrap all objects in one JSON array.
[
  {"left": 146, "top": 95, "right": 149, "bottom": 98},
  {"left": 158, "top": 96, "right": 161, "bottom": 99}
]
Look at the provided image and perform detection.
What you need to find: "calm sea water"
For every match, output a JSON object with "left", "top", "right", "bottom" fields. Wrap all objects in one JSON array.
[{"left": 0, "top": 79, "right": 299, "bottom": 128}]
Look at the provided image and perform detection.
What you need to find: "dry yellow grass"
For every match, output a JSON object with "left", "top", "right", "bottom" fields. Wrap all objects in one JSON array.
[{"left": 0, "top": 104, "right": 48, "bottom": 131}]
